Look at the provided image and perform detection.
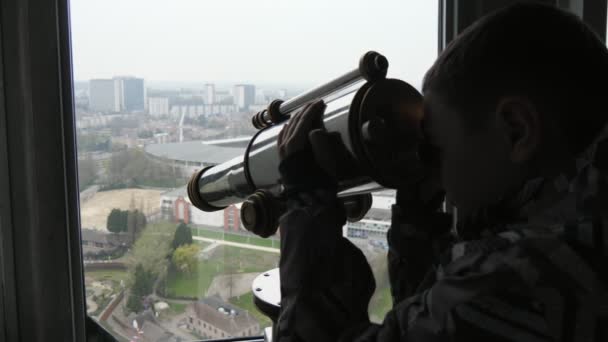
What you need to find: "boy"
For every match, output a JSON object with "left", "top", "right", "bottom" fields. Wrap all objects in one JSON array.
[{"left": 275, "top": 3, "right": 608, "bottom": 341}]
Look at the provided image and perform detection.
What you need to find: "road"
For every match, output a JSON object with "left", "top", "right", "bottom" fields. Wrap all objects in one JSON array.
[{"left": 193, "top": 236, "right": 280, "bottom": 254}]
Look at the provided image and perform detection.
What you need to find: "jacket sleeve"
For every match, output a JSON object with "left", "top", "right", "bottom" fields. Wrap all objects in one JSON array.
[
  {"left": 274, "top": 150, "right": 376, "bottom": 342},
  {"left": 387, "top": 205, "right": 453, "bottom": 303},
  {"left": 274, "top": 189, "right": 377, "bottom": 342},
  {"left": 340, "top": 235, "right": 563, "bottom": 342}
]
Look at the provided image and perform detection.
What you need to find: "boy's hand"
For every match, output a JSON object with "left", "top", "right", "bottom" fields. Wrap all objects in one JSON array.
[
  {"left": 278, "top": 100, "right": 326, "bottom": 161},
  {"left": 278, "top": 100, "right": 337, "bottom": 196}
]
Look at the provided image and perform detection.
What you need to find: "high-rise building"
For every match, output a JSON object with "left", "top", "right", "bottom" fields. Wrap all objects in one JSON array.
[
  {"left": 215, "top": 91, "right": 231, "bottom": 104},
  {"left": 116, "top": 77, "right": 145, "bottom": 112},
  {"left": 233, "top": 84, "right": 255, "bottom": 111},
  {"left": 205, "top": 84, "right": 215, "bottom": 105},
  {"left": 148, "top": 97, "right": 170, "bottom": 116},
  {"left": 113, "top": 78, "right": 124, "bottom": 112},
  {"left": 88, "top": 77, "right": 144, "bottom": 113},
  {"left": 89, "top": 79, "right": 117, "bottom": 113}
]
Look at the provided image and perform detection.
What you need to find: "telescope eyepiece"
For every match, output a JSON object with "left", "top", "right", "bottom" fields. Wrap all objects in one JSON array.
[{"left": 240, "top": 190, "right": 284, "bottom": 238}]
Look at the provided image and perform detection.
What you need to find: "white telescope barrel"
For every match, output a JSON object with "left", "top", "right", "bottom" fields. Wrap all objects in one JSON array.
[
  {"left": 189, "top": 80, "right": 374, "bottom": 211},
  {"left": 249, "top": 80, "right": 366, "bottom": 192},
  {"left": 188, "top": 52, "right": 425, "bottom": 212}
]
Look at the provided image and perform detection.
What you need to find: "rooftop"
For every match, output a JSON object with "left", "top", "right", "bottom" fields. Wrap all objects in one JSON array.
[
  {"left": 365, "top": 207, "right": 391, "bottom": 221},
  {"left": 191, "top": 295, "right": 258, "bottom": 334},
  {"left": 201, "top": 136, "right": 250, "bottom": 148},
  {"left": 145, "top": 140, "right": 245, "bottom": 165},
  {"left": 81, "top": 228, "right": 110, "bottom": 243}
]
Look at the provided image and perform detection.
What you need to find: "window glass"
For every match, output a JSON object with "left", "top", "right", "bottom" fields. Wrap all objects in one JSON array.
[{"left": 71, "top": 0, "right": 437, "bottom": 339}]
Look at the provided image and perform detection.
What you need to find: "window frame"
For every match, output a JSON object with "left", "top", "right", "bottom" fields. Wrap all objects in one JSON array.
[
  {"left": 0, "top": 0, "right": 605, "bottom": 341},
  {"left": 0, "top": 0, "right": 87, "bottom": 340}
]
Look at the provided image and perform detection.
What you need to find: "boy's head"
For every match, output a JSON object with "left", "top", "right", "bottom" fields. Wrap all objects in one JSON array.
[{"left": 421, "top": 3, "right": 608, "bottom": 216}]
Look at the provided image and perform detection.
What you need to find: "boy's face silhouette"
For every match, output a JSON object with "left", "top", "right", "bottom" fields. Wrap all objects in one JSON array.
[{"left": 423, "top": 92, "right": 541, "bottom": 217}]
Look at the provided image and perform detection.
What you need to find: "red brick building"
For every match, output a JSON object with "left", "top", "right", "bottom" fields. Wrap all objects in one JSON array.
[
  {"left": 173, "top": 196, "right": 191, "bottom": 224},
  {"left": 223, "top": 204, "right": 241, "bottom": 232},
  {"left": 160, "top": 187, "right": 244, "bottom": 231}
]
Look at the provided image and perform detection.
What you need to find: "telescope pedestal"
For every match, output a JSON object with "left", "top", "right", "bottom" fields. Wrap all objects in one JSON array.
[{"left": 252, "top": 268, "right": 281, "bottom": 323}]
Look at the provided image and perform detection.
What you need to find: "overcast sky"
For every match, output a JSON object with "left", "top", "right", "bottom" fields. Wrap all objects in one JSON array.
[{"left": 70, "top": 0, "right": 437, "bottom": 87}]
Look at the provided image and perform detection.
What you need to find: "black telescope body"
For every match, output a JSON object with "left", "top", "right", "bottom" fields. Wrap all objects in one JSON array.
[{"left": 188, "top": 52, "right": 426, "bottom": 232}]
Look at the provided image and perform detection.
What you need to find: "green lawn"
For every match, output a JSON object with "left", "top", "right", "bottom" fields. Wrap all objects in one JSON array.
[
  {"left": 194, "top": 240, "right": 211, "bottom": 249},
  {"left": 225, "top": 233, "right": 248, "bottom": 244},
  {"left": 163, "top": 245, "right": 279, "bottom": 299},
  {"left": 229, "top": 291, "right": 272, "bottom": 329},
  {"left": 166, "top": 301, "right": 187, "bottom": 315},
  {"left": 368, "top": 286, "right": 392, "bottom": 323},
  {"left": 194, "top": 228, "right": 224, "bottom": 240},
  {"left": 366, "top": 252, "right": 392, "bottom": 323},
  {"left": 85, "top": 269, "right": 128, "bottom": 283}
]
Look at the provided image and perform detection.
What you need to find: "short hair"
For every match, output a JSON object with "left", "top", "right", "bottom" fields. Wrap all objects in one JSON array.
[{"left": 423, "top": 2, "right": 608, "bottom": 154}]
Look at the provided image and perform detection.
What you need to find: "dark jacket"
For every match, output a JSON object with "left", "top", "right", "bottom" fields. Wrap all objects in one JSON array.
[{"left": 274, "top": 128, "right": 608, "bottom": 341}]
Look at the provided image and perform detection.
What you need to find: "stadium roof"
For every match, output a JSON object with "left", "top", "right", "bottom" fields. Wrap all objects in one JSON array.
[{"left": 145, "top": 140, "right": 245, "bottom": 165}]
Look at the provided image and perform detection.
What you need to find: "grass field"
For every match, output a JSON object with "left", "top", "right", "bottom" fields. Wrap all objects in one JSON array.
[
  {"left": 229, "top": 291, "right": 272, "bottom": 328},
  {"left": 166, "top": 301, "right": 188, "bottom": 315},
  {"left": 164, "top": 244, "right": 279, "bottom": 299},
  {"left": 192, "top": 227, "right": 280, "bottom": 248},
  {"left": 80, "top": 188, "right": 162, "bottom": 231},
  {"left": 369, "top": 286, "right": 392, "bottom": 323},
  {"left": 194, "top": 240, "right": 211, "bottom": 249}
]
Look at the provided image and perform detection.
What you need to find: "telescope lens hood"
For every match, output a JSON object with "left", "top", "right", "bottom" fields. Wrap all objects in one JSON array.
[
  {"left": 187, "top": 166, "right": 228, "bottom": 212},
  {"left": 350, "top": 78, "right": 426, "bottom": 189}
]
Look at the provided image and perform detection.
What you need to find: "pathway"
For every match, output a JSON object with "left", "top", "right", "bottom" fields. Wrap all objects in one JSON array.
[
  {"left": 193, "top": 236, "right": 279, "bottom": 254},
  {"left": 206, "top": 272, "right": 258, "bottom": 300}
]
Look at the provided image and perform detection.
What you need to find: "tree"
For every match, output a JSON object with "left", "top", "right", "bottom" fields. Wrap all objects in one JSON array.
[
  {"left": 172, "top": 222, "right": 193, "bottom": 249},
  {"left": 126, "top": 291, "right": 142, "bottom": 313},
  {"left": 107, "top": 208, "right": 129, "bottom": 233},
  {"left": 133, "top": 263, "right": 154, "bottom": 296},
  {"left": 128, "top": 209, "right": 147, "bottom": 240},
  {"left": 172, "top": 244, "right": 200, "bottom": 275},
  {"left": 126, "top": 263, "right": 154, "bottom": 313},
  {"left": 107, "top": 209, "right": 125, "bottom": 233},
  {"left": 106, "top": 148, "right": 183, "bottom": 188},
  {"left": 128, "top": 223, "right": 173, "bottom": 288},
  {"left": 78, "top": 157, "right": 97, "bottom": 188},
  {"left": 119, "top": 210, "right": 129, "bottom": 231},
  {"left": 77, "top": 133, "right": 111, "bottom": 152}
]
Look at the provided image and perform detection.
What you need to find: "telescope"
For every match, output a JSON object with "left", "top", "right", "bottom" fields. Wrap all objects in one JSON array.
[{"left": 188, "top": 51, "right": 427, "bottom": 237}]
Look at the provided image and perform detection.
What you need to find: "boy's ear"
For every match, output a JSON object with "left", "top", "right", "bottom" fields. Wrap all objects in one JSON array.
[{"left": 495, "top": 97, "right": 541, "bottom": 163}]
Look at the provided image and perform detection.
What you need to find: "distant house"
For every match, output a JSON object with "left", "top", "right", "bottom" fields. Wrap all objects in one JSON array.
[
  {"left": 185, "top": 295, "right": 260, "bottom": 339},
  {"left": 81, "top": 228, "right": 132, "bottom": 256},
  {"left": 160, "top": 187, "right": 244, "bottom": 232},
  {"left": 125, "top": 309, "right": 177, "bottom": 342},
  {"left": 344, "top": 190, "right": 395, "bottom": 241},
  {"left": 81, "top": 228, "right": 112, "bottom": 250}
]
